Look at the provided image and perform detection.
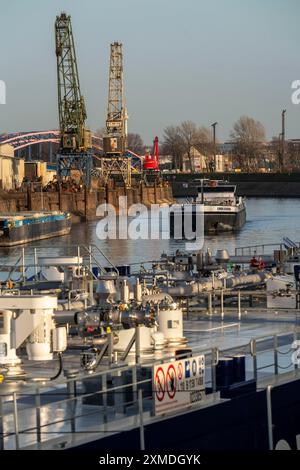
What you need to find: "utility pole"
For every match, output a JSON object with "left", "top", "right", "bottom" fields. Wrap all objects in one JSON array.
[
  {"left": 211, "top": 122, "right": 218, "bottom": 172},
  {"left": 280, "top": 109, "right": 286, "bottom": 172},
  {"left": 278, "top": 132, "right": 282, "bottom": 171}
]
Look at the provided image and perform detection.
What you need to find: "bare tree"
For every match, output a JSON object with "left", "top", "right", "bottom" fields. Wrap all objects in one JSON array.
[
  {"left": 230, "top": 116, "right": 266, "bottom": 171},
  {"left": 127, "top": 133, "right": 145, "bottom": 154},
  {"left": 178, "top": 120, "right": 202, "bottom": 173},
  {"left": 283, "top": 141, "right": 300, "bottom": 172},
  {"left": 163, "top": 123, "right": 216, "bottom": 171},
  {"left": 193, "top": 126, "right": 216, "bottom": 172},
  {"left": 162, "top": 125, "right": 185, "bottom": 170}
]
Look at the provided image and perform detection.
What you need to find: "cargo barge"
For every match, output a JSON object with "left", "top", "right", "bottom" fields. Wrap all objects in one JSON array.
[
  {"left": 0, "top": 211, "right": 71, "bottom": 246},
  {"left": 171, "top": 180, "right": 246, "bottom": 235}
]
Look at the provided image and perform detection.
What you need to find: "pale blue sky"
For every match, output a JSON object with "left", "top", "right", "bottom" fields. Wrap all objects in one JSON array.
[{"left": 0, "top": 0, "right": 300, "bottom": 143}]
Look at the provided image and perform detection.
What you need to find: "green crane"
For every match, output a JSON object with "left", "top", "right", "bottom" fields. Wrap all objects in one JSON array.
[{"left": 55, "top": 12, "right": 92, "bottom": 186}]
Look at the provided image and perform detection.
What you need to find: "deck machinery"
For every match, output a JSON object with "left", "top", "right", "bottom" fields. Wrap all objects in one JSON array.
[
  {"left": 55, "top": 13, "right": 93, "bottom": 187},
  {"left": 101, "top": 42, "right": 131, "bottom": 188}
]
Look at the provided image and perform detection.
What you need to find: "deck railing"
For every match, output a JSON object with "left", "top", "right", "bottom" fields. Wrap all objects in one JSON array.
[
  {"left": 0, "top": 328, "right": 299, "bottom": 450},
  {"left": 235, "top": 241, "right": 300, "bottom": 256}
]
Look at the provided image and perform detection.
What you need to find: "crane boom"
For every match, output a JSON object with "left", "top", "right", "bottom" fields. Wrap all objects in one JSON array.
[
  {"left": 55, "top": 12, "right": 91, "bottom": 152},
  {"left": 55, "top": 12, "right": 92, "bottom": 187},
  {"left": 100, "top": 42, "right": 131, "bottom": 188},
  {"left": 103, "top": 42, "right": 127, "bottom": 155}
]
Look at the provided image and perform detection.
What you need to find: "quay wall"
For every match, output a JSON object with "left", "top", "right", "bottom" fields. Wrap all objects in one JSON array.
[
  {"left": 0, "top": 184, "right": 174, "bottom": 220},
  {"left": 168, "top": 172, "right": 300, "bottom": 198}
]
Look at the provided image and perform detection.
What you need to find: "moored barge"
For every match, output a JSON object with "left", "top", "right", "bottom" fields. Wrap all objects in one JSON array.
[{"left": 0, "top": 211, "right": 71, "bottom": 246}]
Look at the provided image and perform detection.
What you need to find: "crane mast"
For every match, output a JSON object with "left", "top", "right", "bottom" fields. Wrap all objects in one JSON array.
[
  {"left": 104, "top": 42, "right": 127, "bottom": 151},
  {"left": 101, "top": 42, "right": 131, "bottom": 188},
  {"left": 55, "top": 12, "right": 92, "bottom": 186}
]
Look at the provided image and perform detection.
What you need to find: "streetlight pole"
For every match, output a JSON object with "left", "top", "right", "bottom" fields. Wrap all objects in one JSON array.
[
  {"left": 278, "top": 132, "right": 282, "bottom": 171},
  {"left": 211, "top": 122, "right": 218, "bottom": 172},
  {"left": 281, "top": 109, "right": 286, "bottom": 172}
]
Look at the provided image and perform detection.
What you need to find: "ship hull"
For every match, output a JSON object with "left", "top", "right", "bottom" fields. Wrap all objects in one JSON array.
[
  {"left": 0, "top": 216, "right": 71, "bottom": 247},
  {"left": 170, "top": 206, "right": 246, "bottom": 237},
  {"left": 204, "top": 206, "right": 246, "bottom": 233},
  {"left": 73, "top": 375, "right": 300, "bottom": 451}
]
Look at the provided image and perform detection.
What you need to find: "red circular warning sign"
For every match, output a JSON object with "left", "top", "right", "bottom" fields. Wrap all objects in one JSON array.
[
  {"left": 155, "top": 367, "right": 165, "bottom": 402},
  {"left": 166, "top": 364, "right": 176, "bottom": 399},
  {"left": 177, "top": 362, "right": 183, "bottom": 381}
]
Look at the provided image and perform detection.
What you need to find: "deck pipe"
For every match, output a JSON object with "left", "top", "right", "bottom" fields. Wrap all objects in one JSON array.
[{"left": 164, "top": 272, "right": 272, "bottom": 297}]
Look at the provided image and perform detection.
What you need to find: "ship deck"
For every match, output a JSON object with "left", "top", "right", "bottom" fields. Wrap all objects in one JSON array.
[{"left": 1, "top": 309, "right": 299, "bottom": 450}]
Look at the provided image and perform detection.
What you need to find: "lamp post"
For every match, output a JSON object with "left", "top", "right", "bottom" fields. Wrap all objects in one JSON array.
[
  {"left": 278, "top": 132, "right": 282, "bottom": 171},
  {"left": 281, "top": 110, "right": 286, "bottom": 172},
  {"left": 211, "top": 122, "right": 218, "bottom": 172}
]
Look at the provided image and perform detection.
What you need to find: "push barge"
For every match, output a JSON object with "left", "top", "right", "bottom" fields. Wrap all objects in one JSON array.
[{"left": 0, "top": 211, "right": 71, "bottom": 246}]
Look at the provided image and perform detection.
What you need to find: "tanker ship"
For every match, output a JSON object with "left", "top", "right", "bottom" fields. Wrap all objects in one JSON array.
[
  {"left": 1, "top": 244, "right": 300, "bottom": 452},
  {"left": 170, "top": 180, "right": 246, "bottom": 236}
]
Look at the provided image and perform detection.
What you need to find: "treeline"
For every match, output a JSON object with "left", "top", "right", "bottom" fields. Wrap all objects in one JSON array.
[
  {"left": 159, "top": 116, "right": 291, "bottom": 172},
  {"left": 94, "top": 116, "right": 300, "bottom": 173}
]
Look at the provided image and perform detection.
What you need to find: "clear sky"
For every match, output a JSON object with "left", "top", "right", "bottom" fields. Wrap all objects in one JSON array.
[{"left": 0, "top": 0, "right": 300, "bottom": 144}]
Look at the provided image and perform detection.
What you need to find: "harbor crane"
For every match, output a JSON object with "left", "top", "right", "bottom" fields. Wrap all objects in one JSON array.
[
  {"left": 143, "top": 136, "right": 161, "bottom": 185},
  {"left": 101, "top": 42, "right": 131, "bottom": 188},
  {"left": 143, "top": 136, "right": 159, "bottom": 172},
  {"left": 55, "top": 12, "right": 93, "bottom": 187}
]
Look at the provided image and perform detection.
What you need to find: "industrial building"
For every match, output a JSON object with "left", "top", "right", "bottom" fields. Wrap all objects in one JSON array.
[{"left": 0, "top": 143, "right": 24, "bottom": 190}]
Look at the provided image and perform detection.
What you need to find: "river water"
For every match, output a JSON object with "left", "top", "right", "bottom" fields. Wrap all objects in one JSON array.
[{"left": 0, "top": 198, "right": 300, "bottom": 267}]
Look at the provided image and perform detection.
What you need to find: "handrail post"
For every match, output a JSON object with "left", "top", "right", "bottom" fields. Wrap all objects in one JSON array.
[
  {"left": 102, "top": 372, "right": 108, "bottom": 426},
  {"left": 108, "top": 331, "right": 114, "bottom": 366},
  {"left": 211, "top": 348, "right": 219, "bottom": 393},
  {"left": 266, "top": 385, "right": 274, "bottom": 450},
  {"left": 273, "top": 335, "right": 278, "bottom": 375},
  {"left": 251, "top": 339, "right": 257, "bottom": 381},
  {"left": 132, "top": 364, "right": 138, "bottom": 410},
  {"left": 0, "top": 395, "right": 4, "bottom": 450},
  {"left": 34, "top": 248, "right": 38, "bottom": 278},
  {"left": 135, "top": 325, "right": 141, "bottom": 365},
  {"left": 237, "top": 290, "right": 241, "bottom": 320},
  {"left": 138, "top": 389, "right": 145, "bottom": 450},
  {"left": 293, "top": 331, "right": 298, "bottom": 370},
  {"left": 77, "top": 245, "right": 80, "bottom": 276},
  {"left": 35, "top": 387, "right": 41, "bottom": 446},
  {"left": 64, "top": 370, "right": 77, "bottom": 435},
  {"left": 220, "top": 289, "right": 224, "bottom": 319},
  {"left": 21, "top": 247, "right": 25, "bottom": 285},
  {"left": 208, "top": 292, "right": 212, "bottom": 315},
  {"left": 89, "top": 244, "right": 92, "bottom": 274},
  {"left": 12, "top": 392, "right": 20, "bottom": 450}
]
